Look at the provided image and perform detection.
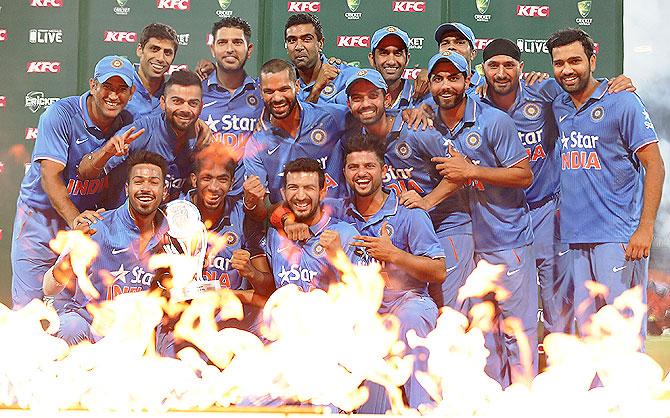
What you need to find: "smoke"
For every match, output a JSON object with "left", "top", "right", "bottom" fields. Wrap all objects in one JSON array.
[{"left": 623, "top": 0, "right": 670, "bottom": 270}]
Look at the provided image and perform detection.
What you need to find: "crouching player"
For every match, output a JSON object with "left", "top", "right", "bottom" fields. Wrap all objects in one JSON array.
[
  {"left": 325, "top": 138, "right": 446, "bottom": 412},
  {"left": 43, "top": 151, "right": 170, "bottom": 345}
]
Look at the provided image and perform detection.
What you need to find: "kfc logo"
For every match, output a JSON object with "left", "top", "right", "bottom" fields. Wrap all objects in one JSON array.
[
  {"left": 104, "top": 31, "right": 137, "bottom": 43},
  {"left": 26, "top": 61, "right": 61, "bottom": 73},
  {"left": 25, "top": 128, "right": 38, "bottom": 141},
  {"left": 287, "top": 1, "right": 320, "bottom": 12},
  {"left": 474, "top": 38, "right": 494, "bottom": 50},
  {"left": 30, "top": 0, "right": 63, "bottom": 7},
  {"left": 402, "top": 68, "right": 421, "bottom": 80},
  {"left": 336, "top": 36, "right": 370, "bottom": 48},
  {"left": 516, "top": 5, "right": 550, "bottom": 17},
  {"left": 392, "top": 1, "right": 425, "bottom": 12},
  {"left": 156, "top": 0, "right": 190, "bottom": 10},
  {"left": 168, "top": 64, "right": 189, "bottom": 75},
  {"left": 0, "top": 29, "right": 6, "bottom": 42},
  {"left": 0, "top": 96, "right": 6, "bottom": 108}
]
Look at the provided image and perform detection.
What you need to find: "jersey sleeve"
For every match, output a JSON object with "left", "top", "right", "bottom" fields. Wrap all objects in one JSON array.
[
  {"left": 489, "top": 112, "right": 528, "bottom": 167},
  {"left": 32, "top": 102, "right": 71, "bottom": 166},
  {"left": 531, "top": 78, "right": 564, "bottom": 104},
  {"left": 405, "top": 209, "right": 445, "bottom": 259},
  {"left": 264, "top": 228, "right": 277, "bottom": 266},
  {"left": 242, "top": 134, "right": 269, "bottom": 188},
  {"left": 618, "top": 92, "right": 659, "bottom": 153}
]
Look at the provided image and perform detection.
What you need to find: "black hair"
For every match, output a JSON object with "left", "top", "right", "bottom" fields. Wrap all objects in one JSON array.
[
  {"left": 546, "top": 28, "right": 596, "bottom": 59},
  {"left": 285, "top": 13, "right": 323, "bottom": 41},
  {"left": 282, "top": 158, "right": 325, "bottom": 189},
  {"left": 127, "top": 150, "right": 168, "bottom": 181},
  {"left": 192, "top": 143, "right": 237, "bottom": 178},
  {"left": 343, "top": 134, "right": 386, "bottom": 166},
  {"left": 211, "top": 16, "right": 252, "bottom": 43},
  {"left": 164, "top": 70, "right": 202, "bottom": 93},
  {"left": 260, "top": 58, "right": 297, "bottom": 82},
  {"left": 139, "top": 23, "right": 179, "bottom": 54}
]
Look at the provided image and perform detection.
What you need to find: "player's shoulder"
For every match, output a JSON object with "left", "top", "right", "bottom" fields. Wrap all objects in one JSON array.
[
  {"left": 329, "top": 217, "right": 359, "bottom": 237},
  {"left": 42, "top": 95, "right": 79, "bottom": 119},
  {"left": 131, "top": 112, "right": 163, "bottom": 130},
  {"left": 604, "top": 89, "right": 646, "bottom": 111},
  {"left": 475, "top": 97, "right": 516, "bottom": 126}
]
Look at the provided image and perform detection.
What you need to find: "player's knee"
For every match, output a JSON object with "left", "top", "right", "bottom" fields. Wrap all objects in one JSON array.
[{"left": 57, "top": 312, "right": 93, "bottom": 345}]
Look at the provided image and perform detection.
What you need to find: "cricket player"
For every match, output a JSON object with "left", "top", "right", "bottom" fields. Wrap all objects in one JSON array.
[
  {"left": 43, "top": 151, "right": 170, "bottom": 345},
  {"left": 200, "top": 17, "right": 263, "bottom": 197},
  {"left": 78, "top": 70, "right": 207, "bottom": 208},
  {"left": 342, "top": 68, "right": 473, "bottom": 311},
  {"left": 11, "top": 55, "right": 135, "bottom": 308},
  {"left": 126, "top": 23, "right": 179, "bottom": 119},
  {"left": 430, "top": 51, "right": 537, "bottom": 385},
  {"left": 325, "top": 138, "right": 445, "bottom": 412},
  {"left": 368, "top": 26, "right": 416, "bottom": 110},
  {"left": 243, "top": 59, "right": 348, "bottom": 209},
  {"left": 547, "top": 28, "right": 664, "bottom": 339},
  {"left": 285, "top": 13, "right": 359, "bottom": 104},
  {"left": 265, "top": 158, "right": 361, "bottom": 292}
]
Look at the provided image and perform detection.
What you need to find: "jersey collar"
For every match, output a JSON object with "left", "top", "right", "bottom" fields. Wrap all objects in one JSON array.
[
  {"left": 206, "top": 71, "right": 257, "bottom": 95},
  {"left": 184, "top": 189, "right": 234, "bottom": 230},
  {"left": 345, "top": 189, "right": 400, "bottom": 226},
  {"left": 259, "top": 100, "right": 305, "bottom": 137},
  {"left": 435, "top": 95, "right": 477, "bottom": 136},
  {"left": 309, "top": 208, "right": 334, "bottom": 236},
  {"left": 390, "top": 79, "right": 414, "bottom": 109},
  {"left": 133, "top": 64, "right": 165, "bottom": 100}
]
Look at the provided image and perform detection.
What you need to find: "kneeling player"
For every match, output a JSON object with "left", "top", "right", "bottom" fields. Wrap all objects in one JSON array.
[{"left": 43, "top": 151, "right": 170, "bottom": 345}]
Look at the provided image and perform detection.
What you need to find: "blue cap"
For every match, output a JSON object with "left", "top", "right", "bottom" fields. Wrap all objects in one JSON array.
[
  {"left": 345, "top": 69, "right": 388, "bottom": 94},
  {"left": 427, "top": 51, "right": 470, "bottom": 76},
  {"left": 370, "top": 26, "right": 410, "bottom": 53},
  {"left": 434, "top": 22, "right": 476, "bottom": 48},
  {"left": 93, "top": 55, "right": 134, "bottom": 87}
]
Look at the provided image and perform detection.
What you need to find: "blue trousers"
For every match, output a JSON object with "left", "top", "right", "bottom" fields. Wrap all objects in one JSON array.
[{"left": 429, "top": 233, "right": 476, "bottom": 312}]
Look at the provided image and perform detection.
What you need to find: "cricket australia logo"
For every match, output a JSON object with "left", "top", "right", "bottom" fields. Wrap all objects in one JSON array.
[
  {"left": 523, "top": 103, "right": 541, "bottom": 120},
  {"left": 465, "top": 132, "right": 482, "bottom": 149},
  {"left": 590, "top": 105, "right": 604, "bottom": 122},
  {"left": 310, "top": 128, "right": 327, "bottom": 145},
  {"left": 395, "top": 141, "right": 412, "bottom": 159}
]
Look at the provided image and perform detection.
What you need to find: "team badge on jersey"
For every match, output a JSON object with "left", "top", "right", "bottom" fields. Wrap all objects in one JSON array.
[
  {"left": 465, "top": 132, "right": 482, "bottom": 149},
  {"left": 246, "top": 94, "right": 258, "bottom": 108},
  {"left": 523, "top": 103, "right": 541, "bottom": 120},
  {"left": 313, "top": 243, "right": 326, "bottom": 258},
  {"left": 357, "top": 69, "right": 368, "bottom": 76},
  {"left": 322, "top": 83, "right": 336, "bottom": 97},
  {"left": 590, "top": 105, "right": 604, "bottom": 122},
  {"left": 386, "top": 26, "right": 397, "bottom": 32},
  {"left": 224, "top": 231, "right": 239, "bottom": 246},
  {"left": 380, "top": 223, "right": 394, "bottom": 238},
  {"left": 310, "top": 128, "right": 327, "bottom": 145},
  {"left": 395, "top": 141, "right": 412, "bottom": 159}
]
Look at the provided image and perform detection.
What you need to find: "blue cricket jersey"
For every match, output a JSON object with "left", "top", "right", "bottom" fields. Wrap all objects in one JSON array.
[
  {"left": 182, "top": 191, "right": 265, "bottom": 290},
  {"left": 416, "top": 69, "right": 485, "bottom": 107},
  {"left": 389, "top": 78, "right": 416, "bottom": 110},
  {"left": 60, "top": 199, "right": 169, "bottom": 312},
  {"left": 324, "top": 190, "right": 445, "bottom": 292},
  {"left": 19, "top": 92, "right": 132, "bottom": 211},
  {"left": 265, "top": 212, "right": 360, "bottom": 292},
  {"left": 438, "top": 95, "right": 533, "bottom": 252},
  {"left": 105, "top": 113, "right": 197, "bottom": 207},
  {"left": 297, "top": 54, "right": 360, "bottom": 105},
  {"left": 124, "top": 66, "right": 165, "bottom": 119},
  {"left": 378, "top": 114, "right": 472, "bottom": 236},
  {"left": 552, "top": 79, "right": 658, "bottom": 244},
  {"left": 243, "top": 102, "right": 349, "bottom": 203},
  {"left": 482, "top": 79, "right": 563, "bottom": 204},
  {"left": 200, "top": 72, "right": 263, "bottom": 196}
]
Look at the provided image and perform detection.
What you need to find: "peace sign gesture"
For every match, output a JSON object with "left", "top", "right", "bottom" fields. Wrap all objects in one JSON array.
[{"left": 104, "top": 126, "right": 145, "bottom": 157}]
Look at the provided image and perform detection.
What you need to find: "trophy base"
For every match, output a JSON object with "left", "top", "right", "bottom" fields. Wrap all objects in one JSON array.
[{"left": 170, "top": 280, "right": 222, "bottom": 302}]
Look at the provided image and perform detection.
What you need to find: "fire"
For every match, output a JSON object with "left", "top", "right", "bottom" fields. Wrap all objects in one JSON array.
[{"left": 0, "top": 245, "right": 669, "bottom": 416}]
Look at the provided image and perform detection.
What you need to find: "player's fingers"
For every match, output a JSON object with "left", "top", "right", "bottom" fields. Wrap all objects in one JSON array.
[
  {"left": 126, "top": 128, "right": 145, "bottom": 143},
  {"left": 624, "top": 244, "right": 632, "bottom": 261},
  {"left": 349, "top": 241, "right": 369, "bottom": 248}
]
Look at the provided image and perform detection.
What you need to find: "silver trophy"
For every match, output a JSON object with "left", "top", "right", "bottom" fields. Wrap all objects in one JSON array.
[{"left": 162, "top": 200, "right": 220, "bottom": 302}]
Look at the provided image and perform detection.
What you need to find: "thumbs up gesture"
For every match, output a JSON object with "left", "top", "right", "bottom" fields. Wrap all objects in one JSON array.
[
  {"left": 431, "top": 144, "right": 476, "bottom": 182},
  {"left": 351, "top": 221, "right": 400, "bottom": 264}
]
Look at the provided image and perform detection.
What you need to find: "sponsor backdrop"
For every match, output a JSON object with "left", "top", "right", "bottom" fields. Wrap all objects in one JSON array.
[{"left": 0, "top": 0, "right": 623, "bottom": 306}]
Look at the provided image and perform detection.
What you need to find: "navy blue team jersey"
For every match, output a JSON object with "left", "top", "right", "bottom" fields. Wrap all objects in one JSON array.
[
  {"left": 200, "top": 73, "right": 263, "bottom": 196},
  {"left": 552, "top": 80, "right": 658, "bottom": 244},
  {"left": 19, "top": 92, "right": 132, "bottom": 211}
]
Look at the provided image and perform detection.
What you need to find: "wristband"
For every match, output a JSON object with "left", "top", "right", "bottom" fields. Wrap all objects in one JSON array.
[{"left": 269, "top": 204, "right": 293, "bottom": 230}]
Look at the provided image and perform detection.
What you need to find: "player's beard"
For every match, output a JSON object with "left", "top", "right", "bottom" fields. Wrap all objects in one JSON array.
[
  {"left": 558, "top": 66, "right": 591, "bottom": 94},
  {"left": 289, "top": 198, "right": 319, "bottom": 224},
  {"left": 167, "top": 109, "right": 197, "bottom": 136},
  {"left": 434, "top": 89, "right": 466, "bottom": 110},
  {"left": 488, "top": 75, "right": 518, "bottom": 96},
  {"left": 266, "top": 96, "right": 298, "bottom": 119},
  {"left": 218, "top": 52, "right": 248, "bottom": 73}
]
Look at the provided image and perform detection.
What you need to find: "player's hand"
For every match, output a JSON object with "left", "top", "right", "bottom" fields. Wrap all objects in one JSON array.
[
  {"left": 194, "top": 119, "right": 214, "bottom": 151},
  {"left": 319, "top": 230, "right": 343, "bottom": 258},
  {"left": 399, "top": 190, "right": 430, "bottom": 210},
  {"left": 411, "top": 68, "right": 430, "bottom": 100},
  {"left": 607, "top": 74, "right": 636, "bottom": 93},
  {"left": 314, "top": 63, "right": 340, "bottom": 89},
  {"left": 523, "top": 71, "right": 550, "bottom": 86},
  {"left": 402, "top": 104, "right": 434, "bottom": 131},
  {"left": 71, "top": 209, "right": 105, "bottom": 235},
  {"left": 285, "top": 220, "right": 311, "bottom": 241},
  {"left": 475, "top": 79, "right": 488, "bottom": 97},
  {"left": 104, "top": 127, "right": 145, "bottom": 157},
  {"left": 625, "top": 225, "right": 653, "bottom": 261},
  {"left": 327, "top": 56, "right": 344, "bottom": 66},
  {"left": 243, "top": 176, "right": 266, "bottom": 210},
  {"left": 231, "top": 249, "right": 254, "bottom": 278},
  {"left": 194, "top": 59, "right": 215, "bottom": 81},
  {"left": 351, "top": 222, "right": 399, "bottom": 263},
  {"left": 432, "top": 145, "right": 476, "bottom": 181}
]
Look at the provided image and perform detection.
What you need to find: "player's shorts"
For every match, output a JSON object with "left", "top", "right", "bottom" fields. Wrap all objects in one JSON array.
[
  {"left": 529, "top": 196, "right": 573, "bottom": 334},
  {"left": 475, "top": 244, "right": 538, "bottom": 385},
  {"left": 11, "top": 198, "right": 67, "bottom": 309},
  {"left": 571, "top": 242, "right": 648, "bottom": 340},
  {"left": 428, "top": 233, "right": 476, "bottom": 312},
  {"left": 358, "top": 288, "right": 438, "bottom": 413}
]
